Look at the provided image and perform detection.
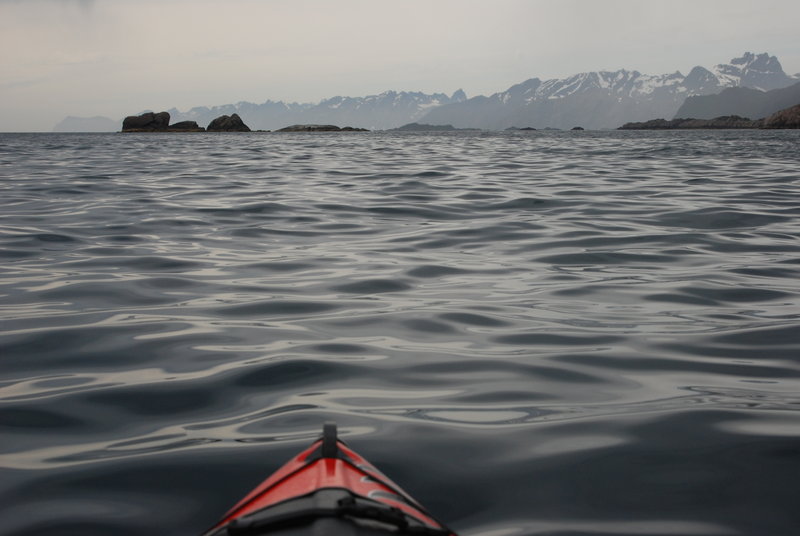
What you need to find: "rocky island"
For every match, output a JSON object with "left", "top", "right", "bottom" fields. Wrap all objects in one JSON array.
[
  {"left": 392, "top": 123, "right": 482, "bottom": 131},
  {"left": 121, "top": 111, "right": 251, "bottom": 132},
  {"left": 276, "top": 124, "right": 368, "bottom": 132}
]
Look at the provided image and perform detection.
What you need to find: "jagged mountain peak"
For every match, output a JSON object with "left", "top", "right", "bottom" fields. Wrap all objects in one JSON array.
[
  {"left": 712, "top": 52, "right": 791, "bottom": 91},
  {"left": 681, "top": 66, "right": 721, "bottom": 94},
  {"left": 729, "top": 51, "right": 773, "bottom": 66},
  {"left": 451, "top": 89, "right": 467, "bottom": 101}
]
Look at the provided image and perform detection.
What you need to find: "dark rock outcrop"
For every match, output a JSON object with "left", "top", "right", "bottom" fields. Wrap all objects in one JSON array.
[
  {"left": 122, "top": 111, "right": 170, "bottom": 132},
  {"left": 169, "top": 121, "right": 204, "bottom": 131},
  {"left": 762, "top": 104, "right": 800, "bottom": 128},
  {"left": 571, "top": 126, "right": 585, "bottom": 131},
  {"left": 276, "top": 124, "right": 368, "bottom": 132},
  {"left": 619, "top": 115, "right": 764, "bottom": 130},
  {"left": 121, "top": 112, "right": 208, "bottom": 132},
  {"left": 207, "top": 113, "right": 251, "bottom": 132}
]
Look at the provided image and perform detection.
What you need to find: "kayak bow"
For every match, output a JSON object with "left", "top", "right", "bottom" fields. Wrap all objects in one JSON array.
[{"left": 204, "top": 423, "right": 456, "bottom": 535}]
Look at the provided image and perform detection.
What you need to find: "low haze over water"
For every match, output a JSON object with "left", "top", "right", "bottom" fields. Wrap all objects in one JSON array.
[{"left": 1, "top": 130, "right": 799, "bottom": 535}]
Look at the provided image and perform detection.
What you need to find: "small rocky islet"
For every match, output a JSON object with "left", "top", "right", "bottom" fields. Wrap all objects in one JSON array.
[
  {"left": 121, "top": 112, "right": 369, "bottom": 133},
  {"left": 275, "top": 124, "right": 368, "bottom": 132}
]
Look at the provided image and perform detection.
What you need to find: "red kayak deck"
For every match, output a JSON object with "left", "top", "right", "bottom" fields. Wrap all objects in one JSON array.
[{"left": 205, "top": 423, "right": 456, "bottom": 535}]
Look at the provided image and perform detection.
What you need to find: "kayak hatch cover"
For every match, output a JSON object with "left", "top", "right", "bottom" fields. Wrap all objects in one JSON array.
[{"left": 203, "top": 422, "right": 457, "bottom": 535}]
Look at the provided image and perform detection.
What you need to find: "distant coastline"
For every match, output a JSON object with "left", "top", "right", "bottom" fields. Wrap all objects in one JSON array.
[
  {"left": 71, "top": 98, "right": 800, "bottom": 134},
  {"left": 619, "top": 116, "right": 763, "bottom": 130},
  {"left": 51, "top": 53, "right": 800, "bottom": 133},
  {"left": 619, "top": 103, "right": 800, "bottom": 130}
]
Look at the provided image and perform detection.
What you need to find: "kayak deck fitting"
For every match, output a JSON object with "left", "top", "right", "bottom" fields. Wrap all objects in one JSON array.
[{"left": 204, "top": 423, "right": 457, "bottom": 535}]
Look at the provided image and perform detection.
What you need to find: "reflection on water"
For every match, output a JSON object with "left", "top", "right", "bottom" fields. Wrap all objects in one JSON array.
[{"left": 1, "top": 130, "right": 799, "bottom": 535}]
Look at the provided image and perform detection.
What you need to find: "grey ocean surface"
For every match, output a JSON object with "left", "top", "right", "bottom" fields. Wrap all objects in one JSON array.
[{"left": 1, "top": 130, "right": 799, "bottom": 536}]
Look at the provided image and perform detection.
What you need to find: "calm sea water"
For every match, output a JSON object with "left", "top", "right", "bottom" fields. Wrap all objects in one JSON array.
[{"left": 1, "top": 130, "right": 799, "bottom": 536}]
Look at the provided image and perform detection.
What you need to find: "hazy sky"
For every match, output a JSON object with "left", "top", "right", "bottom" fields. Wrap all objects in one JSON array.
[{"left": 1, "top": 0, "right": 799, "bottom": 131}]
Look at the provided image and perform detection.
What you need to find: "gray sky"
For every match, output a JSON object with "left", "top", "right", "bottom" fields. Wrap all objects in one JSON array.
[{"left": 1, "top": 0, "right": 799, "bottom": 131}]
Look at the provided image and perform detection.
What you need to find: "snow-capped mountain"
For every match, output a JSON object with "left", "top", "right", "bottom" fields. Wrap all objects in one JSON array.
[
  {"left": 711, "top": 52, "right": 794, "bottom": 91},
  {"left": 420, "top": 53, "right": 797, "bottom": 130},
  {"left": 167, "top": 90, "right": 467, "bottom": 131}
]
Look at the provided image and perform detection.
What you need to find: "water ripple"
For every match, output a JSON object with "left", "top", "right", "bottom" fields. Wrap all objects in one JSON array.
[{"left": 1, "top": 131, "right": 799, "bottom": 535}]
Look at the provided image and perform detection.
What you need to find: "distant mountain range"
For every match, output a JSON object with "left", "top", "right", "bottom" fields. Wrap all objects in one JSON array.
[
  {"left": 420, "top": 52, "right": 798, "bottom": 130},
  {"left": 55, "top": 53, "right": 798, "bottom": 131}
]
